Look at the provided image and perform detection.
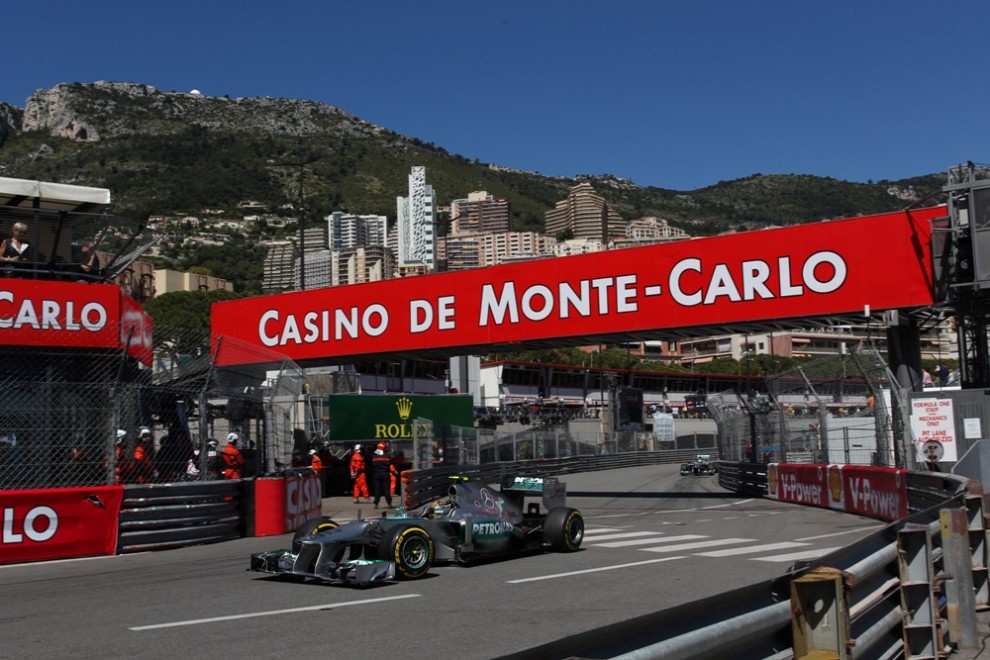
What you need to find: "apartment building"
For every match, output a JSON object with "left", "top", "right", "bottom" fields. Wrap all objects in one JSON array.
[{"left": 544, "top": 182, "right": 626, "bottom": 241}]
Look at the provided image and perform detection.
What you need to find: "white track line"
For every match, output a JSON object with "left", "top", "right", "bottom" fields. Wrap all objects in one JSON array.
[
  {"left": 129, "top": 594, "right": 421, "bottom": 630},
  {"left": 507, "top": 556, "right": 685, "bottom": 583}
]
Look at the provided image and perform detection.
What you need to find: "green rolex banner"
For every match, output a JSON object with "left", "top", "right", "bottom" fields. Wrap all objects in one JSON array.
[{"left": 326, "top": 394, "right": 474, "bottom": 441}]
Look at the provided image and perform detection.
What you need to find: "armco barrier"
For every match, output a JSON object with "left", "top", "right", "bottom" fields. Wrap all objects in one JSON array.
[
  {"left": 401, "top": 448, "right": 715, "bottom": 509},
  {"left": 117, "top": 481, "right": 243, "bottom": 553},
  {"left": 492, "top": 461, "right": 984, "bottom": 659}
]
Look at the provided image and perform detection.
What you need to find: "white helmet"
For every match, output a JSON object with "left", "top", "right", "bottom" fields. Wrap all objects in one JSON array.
[
  {"left": 139, "top": 427, "right": 151, "bottom": 438},
  {"left": 116, "top": 429, "right": 127, "bottom": 442},
  {"left": 227, "top": 432, "right": 239, "bottom": 443}
]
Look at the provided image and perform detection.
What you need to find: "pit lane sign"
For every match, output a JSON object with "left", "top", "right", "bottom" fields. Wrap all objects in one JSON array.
[
  {"left": 910, "top": 397, "right": 957, "bottom": 462},
  {"left": 211, "top": 206, "right": 944, "bottom": 366}
]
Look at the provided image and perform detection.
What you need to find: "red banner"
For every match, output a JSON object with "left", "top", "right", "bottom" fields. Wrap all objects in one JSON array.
[
  {"left": 0, "top": 486, "right": 124, "bottom": 564},
  {"left": 0, "top": 280, "right": 152, "bottom": 366},
  {"left": 829, "top": 464, "right": 908, "bottom": 521},
  {"left": 767, "top": 463, "right": 908, "bottom": 522},
  {"left": 120, "top": 292, "right": 153, "bottom": 366},
  {"left": 211, "top": 206, "right": 944, "bottom": 366},
  {"left": 284, "top": 473, "right": 322, "bottom": 532}
]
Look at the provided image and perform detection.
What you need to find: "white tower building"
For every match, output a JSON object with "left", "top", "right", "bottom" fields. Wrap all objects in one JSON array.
[{"left": 396, "top": 166, "right": 437, "bottom": 270}]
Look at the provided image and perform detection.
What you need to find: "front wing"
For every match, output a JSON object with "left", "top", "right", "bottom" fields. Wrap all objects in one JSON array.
[{"left": 250, "top": 544, "right": 394, "bottom": 586}]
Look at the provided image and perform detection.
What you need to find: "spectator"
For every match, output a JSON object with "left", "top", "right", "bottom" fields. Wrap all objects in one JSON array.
[
  {"left": 350, "top": 444, "right": 369, "bottom": 504},
  {"left": 185, "top": 449, "right": 201, "bottom": 480},
  {"left": 132, "top": 427, "right": 155, "bottom": 484},
  {"left": 938, "top": 363, "right": 950, "bottom": 387},
  {"left": 1, "top": 221, "right": 30, "bottom": 275},
  {"left": 77, "top": 241, "right": 101, "bottom": 278},
  {"left": 221, "top": 432, "right": 245, "bottom": 479},
  {"left": 371, "top": 441, "right": 393, "bottom": 510}
]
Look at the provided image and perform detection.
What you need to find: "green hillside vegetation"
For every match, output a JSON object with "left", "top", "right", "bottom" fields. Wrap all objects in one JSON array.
[{"left": 0, "top": 83, "right": 950, "bottom": 296}]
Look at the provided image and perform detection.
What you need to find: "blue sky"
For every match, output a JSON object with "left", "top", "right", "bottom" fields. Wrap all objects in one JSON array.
[{"left": 6, "top": 1, "right": 987, "bottom": 191}]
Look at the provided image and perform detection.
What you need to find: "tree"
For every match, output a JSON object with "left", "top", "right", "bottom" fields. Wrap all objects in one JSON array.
[{"left": 143, "top": 289, "right": 242, "bottom": 355}]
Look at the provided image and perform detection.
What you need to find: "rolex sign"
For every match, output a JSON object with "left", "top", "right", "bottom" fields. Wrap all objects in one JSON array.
[{"left": 326, "top": 394, "right": 474, "bottom": 441}]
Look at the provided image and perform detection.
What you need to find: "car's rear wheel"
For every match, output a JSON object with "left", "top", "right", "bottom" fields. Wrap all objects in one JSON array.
[
  {"left": 545, "top": 507, "right": 584, "bottom": 552},
  {"left": 379, "top": 524, "right": 433, "bottom": 579},
  {"left": 292, "top": 517, "right": 339, "bottom": 553}
]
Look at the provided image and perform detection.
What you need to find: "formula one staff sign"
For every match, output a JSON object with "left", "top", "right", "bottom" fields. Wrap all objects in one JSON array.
[{"left": 211, "top": 207, "right": 944, "bottom": 366}]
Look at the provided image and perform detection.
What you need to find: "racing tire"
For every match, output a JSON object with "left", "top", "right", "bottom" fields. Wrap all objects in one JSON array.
[
  {"left": 544, "top": 507, "right": 584, "bottom": 552},
  {"left": 292, "top": 517, "right": 339, "bottom": 553},
  {"left": 379, "top": 524, "right": 434, "bottom": 580}
]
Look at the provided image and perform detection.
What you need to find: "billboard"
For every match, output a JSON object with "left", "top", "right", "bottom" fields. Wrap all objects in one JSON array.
[
  {"left": 0, "top": 279, "right": 153, "bottom": 366},
  {"left": 211, "top": 206, "right": 944, "bottom": 366},
  {"left": 326, "top": 394, "right": 475, "bottom": 442}
]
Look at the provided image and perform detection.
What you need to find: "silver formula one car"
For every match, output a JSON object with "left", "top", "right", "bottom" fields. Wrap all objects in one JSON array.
[
  {"left": 680, "top": 453, "right": 717, "bottom": 476},
  {"left": 249, "top": 474, "right": 584, "bottom": 586}
]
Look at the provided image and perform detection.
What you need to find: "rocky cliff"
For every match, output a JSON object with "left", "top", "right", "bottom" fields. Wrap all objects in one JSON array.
[{"left": 17, "top": 81, "right": 387, "bottom": 142}]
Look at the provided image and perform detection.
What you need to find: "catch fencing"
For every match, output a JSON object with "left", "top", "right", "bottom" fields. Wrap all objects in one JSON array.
[
  {"left": 0, "top": 324, "right": 304, "bottom": 491},
  {"left": 708, "top": 347, "right": 908, "bottom": 468}
]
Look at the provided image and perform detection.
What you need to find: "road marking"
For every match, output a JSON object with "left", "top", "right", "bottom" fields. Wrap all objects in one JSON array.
[
  {"left": 507, "top": 557, "right": 685, "bottom": 583},
  {"left": 751, "top": 547, "right": 841, "bottom": 562},
  {"left": 583, "top": 531, "right": 663, "bottom": 541},
  {"left": 594, "top": 534, "right": 707, "bottom": 548},
  {"left": 702, "top": 499, "right": 755, "bottom": 509},
  {"left": 128, "top": 594, "right": 421, "bottom": 630},
  {"left": 694, "top": 542, "right": 809, "bottom": 557},
  {"left": 642, "top": 538, "right": 755, "bottom": 553},
  {"left": 583, "top": 527, "right": 627, "bottom": 534},
  {"left": 795, "top": 526, "right": 883, "bottom": 542}
]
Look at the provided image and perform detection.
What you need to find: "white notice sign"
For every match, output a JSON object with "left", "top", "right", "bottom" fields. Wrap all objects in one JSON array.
[{"left": 910, "top": 398, "right": 957, "bottom": 462}]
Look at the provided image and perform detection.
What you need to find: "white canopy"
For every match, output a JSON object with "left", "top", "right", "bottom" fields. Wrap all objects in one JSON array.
[{"left": 0, "top": 176, "right": 110, "bottom": 213}]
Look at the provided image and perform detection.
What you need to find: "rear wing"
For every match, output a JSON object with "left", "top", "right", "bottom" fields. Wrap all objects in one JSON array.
[{"left": 501, "top": 475, "right": 566, "bottom": 511}]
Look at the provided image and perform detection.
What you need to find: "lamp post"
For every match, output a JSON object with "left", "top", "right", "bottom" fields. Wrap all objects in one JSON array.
[{"left": 273, "top": 153, "right": 324, "bottom": 291}]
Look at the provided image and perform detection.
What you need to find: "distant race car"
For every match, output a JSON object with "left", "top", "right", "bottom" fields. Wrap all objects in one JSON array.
[
  {"left": 680, "top": 453, "right": 717, "bottom": 476},
  {"left": 249, "top": 474, "right": 584, "bottom": 586}
]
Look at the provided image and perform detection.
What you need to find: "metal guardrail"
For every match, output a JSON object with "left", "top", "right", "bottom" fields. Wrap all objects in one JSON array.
[
  {"left": 116, "top": 480, "right": 242, "bottom": 553},
  {"left": 401, "top": 448, "right": 716, "bottom": 509},
  {"left": 484, "top": 461, "right": 983, "bottom": 659}
]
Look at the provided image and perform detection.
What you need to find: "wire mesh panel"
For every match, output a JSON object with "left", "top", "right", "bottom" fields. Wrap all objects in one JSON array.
[
  {"left": 0, "top": 324, "right": 304, "bottom": 490},
  {"left": 711, "top": 347, "right": 901, "bottom": 467}
]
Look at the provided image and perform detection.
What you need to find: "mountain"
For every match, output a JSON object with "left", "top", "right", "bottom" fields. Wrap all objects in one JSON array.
[{"left": 0, "top": 82, "right": 947, "bottom": 230}]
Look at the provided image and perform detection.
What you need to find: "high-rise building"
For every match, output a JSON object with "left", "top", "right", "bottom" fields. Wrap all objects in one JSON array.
[
  {"left": 481, "top": 232, "right": 556, "bottom": 266},
  {"left": 262, "top": 242, "right": 296, "bottom": 292},
  {"left": 450, "top": 191, "right": 511, "bottom": 235},
  {"left": 545, "top": 182, "right": 625, "bottom": 242},
  {"left": 330, "top": 245, "right": 394, "bottom": 286},
  {"left": 396, "top": 166, "right": 437, "bottom": 270},
  {"left": 328, "top": 212, "right": 388, "bottom": 249}
]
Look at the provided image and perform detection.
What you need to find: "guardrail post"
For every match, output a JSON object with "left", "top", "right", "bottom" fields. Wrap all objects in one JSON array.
[
  {"left": 790, "top": 566, "right": 852, "bottom": 659},
  {"left": 940, "top": 508, "right": 979, "bottom": 649},
  {"left": 964, "top": 482, "right": 990, "bottom": 610},
  {"left": 897, "top": 523, "right": 942, "bottom": 659}
]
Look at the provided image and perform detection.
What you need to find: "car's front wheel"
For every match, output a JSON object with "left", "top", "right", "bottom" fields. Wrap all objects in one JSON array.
[
  {"left": 544, "top": 507, "right": 584, "bottom": 552},
  {"left": 379, "top": 524, "right": 434, "bottom": 579}
]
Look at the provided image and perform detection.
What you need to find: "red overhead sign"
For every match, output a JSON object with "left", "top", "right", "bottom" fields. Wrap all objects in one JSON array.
[
  {"left": 0, "top": 279, "right": 153, "bottom": 366},
  {"left": 211, "top": 206, "right": 944, "bottom": 366}
]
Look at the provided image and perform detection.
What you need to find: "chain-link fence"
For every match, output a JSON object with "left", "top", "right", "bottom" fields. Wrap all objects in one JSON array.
[
  {"left": 709, "top": 347, "right": 902, "bottom": 466},
  {"left": 0, "top": 324, "right": 304, "bottom": 490}
]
